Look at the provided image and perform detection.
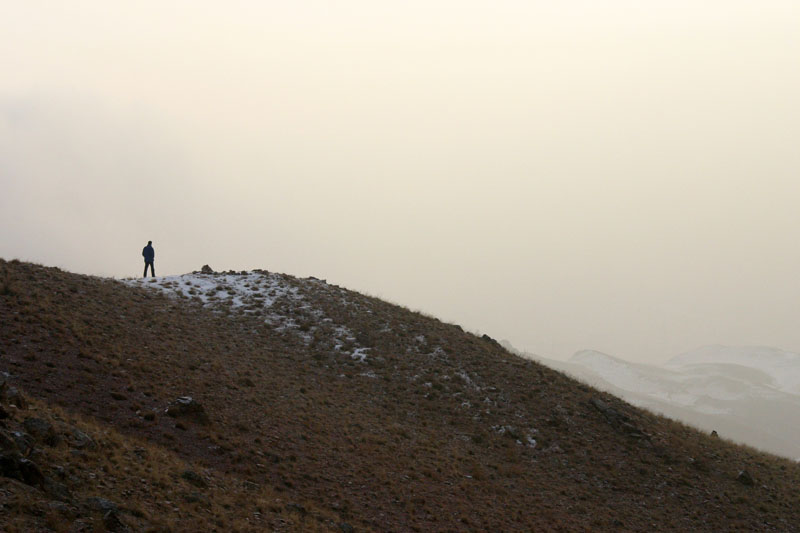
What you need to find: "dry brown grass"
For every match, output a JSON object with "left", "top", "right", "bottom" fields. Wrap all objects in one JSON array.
[
  {"left": 2, "top": 258, "right": 800, "bottom": 531},
  {"left": 0, "top": 393, "right": 335, "bottom": 532}
]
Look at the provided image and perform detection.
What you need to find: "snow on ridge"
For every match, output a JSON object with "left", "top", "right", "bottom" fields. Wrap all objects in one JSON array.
[
  {"left": 121, "top": 270, "right": 369, "bottom": 360},
  {"left": 124, "top": 271, "right": 299, "bottom": 322},
  {"left": 667, "top": 345, "right": 800, "bottom": 368},
  {"left": 666, "top": 345, "right": 800, "bottom": 395},
  {"left": 566, "top": 349, "right": 680, "bottom": 398}
]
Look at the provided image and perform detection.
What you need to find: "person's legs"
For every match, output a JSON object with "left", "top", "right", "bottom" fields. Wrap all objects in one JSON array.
[
  {"left": 151, "top": 262, "right": 155, "bottom": 277},
  {"left": 144, "top": 261, "right": 155, "bottom": 277},
  {"left": 143, "top": 262, "right": 148, "bottom": 278}
]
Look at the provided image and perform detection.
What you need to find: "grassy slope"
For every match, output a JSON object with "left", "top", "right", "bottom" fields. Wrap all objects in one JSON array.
[
  {"left": 1, "top": 258, "right": 800, "bottom": 532},
  {"left": 0, "top": 396, "right": 328, "bottom": 533}
]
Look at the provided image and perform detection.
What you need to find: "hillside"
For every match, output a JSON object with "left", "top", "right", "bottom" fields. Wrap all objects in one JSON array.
[{"left": 2, "top": 259, "right": 800, "bottom": 531}]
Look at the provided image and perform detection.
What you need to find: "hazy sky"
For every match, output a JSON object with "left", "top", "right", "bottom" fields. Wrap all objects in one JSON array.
[{"left": 2, "top": 1, "right": 800, "bottom": 363}]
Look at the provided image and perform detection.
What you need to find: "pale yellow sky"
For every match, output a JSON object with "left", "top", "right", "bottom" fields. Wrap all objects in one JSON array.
[{"left": 2, "top": 1, "right": 800, "bottom": 362}]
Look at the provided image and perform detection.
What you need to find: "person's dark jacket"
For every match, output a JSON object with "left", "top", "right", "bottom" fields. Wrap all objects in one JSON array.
[{"left": 142, "top": 245, "right": 155, "bottom": 262}]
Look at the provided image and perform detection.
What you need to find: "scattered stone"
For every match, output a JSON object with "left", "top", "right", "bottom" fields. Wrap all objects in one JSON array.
[
  {"left": 11, "top": 431, "right": 34, "bottom": 455},
  {"left": 47, "top": 500, "right": 75, "bottom": 517},
  {"left": 545, "top": 416, "right": 562, "bottom": 428},
  {"left": 85, "top": 497, "right": 118, "bottom": 513},
  {"left": 0, "top": 405, "right": 10, "bottom": 420},
  {"left": 165, "top": 397, "right": 210, "bottom": 425},
  {"left": 590, "top": 398, "right": 650, "bottom": 440},
  {"left": 70, "top": 518, "right": 93, "bottom": 531},
  {"left": 181, "top": 469, "right": 208, "bottom": 489},
  {"left": 339, "top": 523, "right": 355, "bottom": 533},
  {"left": 103, "top": 510, "right": 129, "bottom": 532},
  {"left": 44, "top": 476, "right": 72, "bottom": 502},
  {"left": 200, "top": 265, "right": 215, "bottom": 274},
  {"left": 23, "top": 417, "right": 60, "bottom": 446},
  {"left": 22, "top": 417, "right": 51, "bottom": 436},
  {"left": 481, "top": 334, "right": 501, "bottom": 347},
  {"left": 687, "top": 457, "right": 708, "bottom": 473},
  {"left": 184, "top": 492, "right": 208, "bottom": 504},
  {"left": 286, "top": 503, "right": 307, "bottom": 516},
  {"left": 492, "top": 425, "right": 522, "bottom": 440},
  {"left": 0, "top": 430, "right": 18, "bottom": 453},
  {"left": 70, "top": 450, "right": 88, "bottom": 460},
  {"left": 109, "top": 391, "right": 127, "bottom": 401},
  {"left": 711, "top": 430, "right": 719, "bottom": 438},
  {"left": 546, "top": 444, "right": 564, "bottom": 454},
  {"left": 4, "top": 386, "right": 26, "bottom": 409},
  {"left": 71, "top": 429, "right": 97, "bottom": 450},
  {"left": 737, "top": 470, "right": 755, "bottom": 486}
]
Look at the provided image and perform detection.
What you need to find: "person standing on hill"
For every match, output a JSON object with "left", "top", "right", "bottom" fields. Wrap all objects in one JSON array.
[{"left": 142, "top": 241, "right": 155, "bottom": 277}]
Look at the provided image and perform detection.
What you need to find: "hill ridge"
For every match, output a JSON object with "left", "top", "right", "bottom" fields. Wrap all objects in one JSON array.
[{"left": 2, "top": 259, "right": 800, "bottom": 531}]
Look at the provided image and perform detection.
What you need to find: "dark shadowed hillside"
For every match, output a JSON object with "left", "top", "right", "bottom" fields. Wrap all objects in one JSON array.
[{"left": 2, "top": 259, "right": 800, "bottom": 532}]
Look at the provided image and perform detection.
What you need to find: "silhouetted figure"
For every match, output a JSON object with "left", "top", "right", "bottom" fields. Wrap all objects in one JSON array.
[{"left": 142, "top": 241, "right": 155, "bottom": 277}]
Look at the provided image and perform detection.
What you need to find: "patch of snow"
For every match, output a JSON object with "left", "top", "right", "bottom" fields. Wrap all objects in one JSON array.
[
  {"left": 429, "top": 346, "right": 446, "bottom": 358},
  {"left": 121, "top": 270, "right": 369, "bottom": 359},
  {"left": 456, "top": 370, "right": 479, "bottom": 390},
  {"left": 351, "top": 347, "right": 370, "bottom": 363}
]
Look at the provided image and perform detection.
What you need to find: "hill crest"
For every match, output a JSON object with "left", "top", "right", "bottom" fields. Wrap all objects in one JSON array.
[{"left": 3, "top": 259, "right": 800, "bottom": 531}]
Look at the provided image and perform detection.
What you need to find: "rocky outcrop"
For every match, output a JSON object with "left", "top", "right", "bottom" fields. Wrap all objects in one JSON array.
[
  {"left": 181, "top": 469, "right": 208, "bottom": 488},
  {"left": 590, "top": 398, "right": 650, "bottom": 441},
  {"left": 737, "top": 470, "right": 755, "bottom": 486},
  {"left": 70, "top": 429, "right": 97, "bottom": 450},
  {"left": 0, "top": 453, "right": 45, "bottom": 487},
  {"left": 0, "top": 379, "right": 26, "bottom": 409}
]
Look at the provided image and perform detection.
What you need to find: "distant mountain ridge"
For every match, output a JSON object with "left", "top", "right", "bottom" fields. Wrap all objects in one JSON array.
[
  {"left": 667, "top": 345, "right": 800, "bottom": 395},
  {"left": 528, "top": 345, "right": 800, "bottom": 459}
]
